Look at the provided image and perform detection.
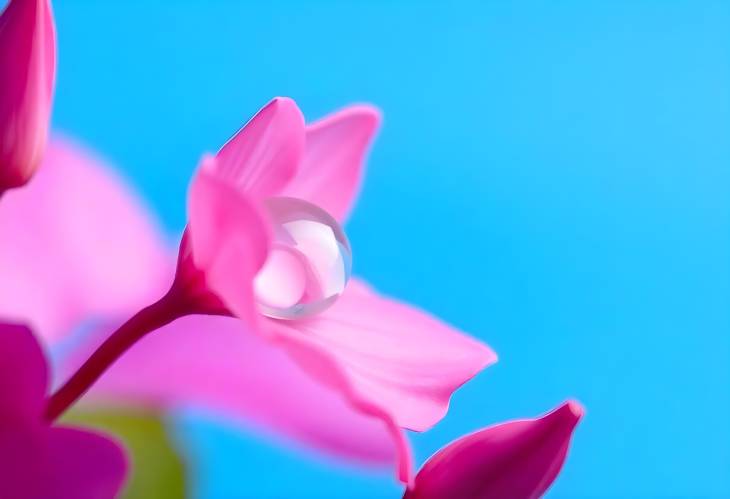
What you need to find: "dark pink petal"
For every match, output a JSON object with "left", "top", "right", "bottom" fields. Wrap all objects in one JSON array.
[
  {"left": 44, "top": 427, "right": 127, "bottom": 499},
  {"left": 0, "top": 426, "right": 128, "bottom": 499},
  {"left": 267, "top": 278, "right": 497, "bottom": 482},
  {"left": 405, "top": 401, "right": 584, "bottom": 499},
  {"left": 74, "top": 315, "right": 398, "bottom": 466},
  {"left": 0, "top": 325, "right": 127, "bottom": 498},
  {"left": 215, "top": 97, "right": 305, "bottom": 199},
  {"left": 284, "top": 105, "right": 381, "bottom": 222},
  {"left": 187, "top": 163, "right": 271, "bottom": 327},
  {"left": 0, "top": 323, "right": 47, "bottom": 421},
  {"left": 0, "top": 0, "right": 55, "bottom": 191},
  {"left": 0, "top": 138, "right": 172, "bottom": 343}
]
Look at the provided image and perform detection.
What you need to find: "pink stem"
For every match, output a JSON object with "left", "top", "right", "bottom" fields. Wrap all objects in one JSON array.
[{"left": 44, "top": 289, "right": 187, "bottom": 422}]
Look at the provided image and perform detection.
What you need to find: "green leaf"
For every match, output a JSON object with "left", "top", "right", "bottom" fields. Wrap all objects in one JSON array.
[{"left": 62, "top": 407, "right": 187, "bottom": 499}]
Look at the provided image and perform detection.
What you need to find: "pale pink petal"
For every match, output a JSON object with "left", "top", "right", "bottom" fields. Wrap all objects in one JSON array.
[
  {"left": 271, "top": 279, "right": 497, "bottom": 431},
  {"left": 283, "top": 105, "right": 381, "bottom": 222},
  {"left": 266, "top": 278, "right": 497, "bottom": 482},
  {"left": 74, "top": 315, "right": 397, "bottom": 466},
  {"left": 215, "top": 97, "right": 305, "bottom": 198},
  {"left": 0, "top": 137, "right": 171, "bottom": 343},
  {"left": 44, "top": 427, "right": 128, "bottom": 499},
  {"left": 0, "top": 0, "right": 55, "bottom": 191},
  {"left": 404, "top": 401, "right": 584, "bottom": 499},
  {"left": 187, "top": 164, "right": 271, "bottom": 327},
  {"left": 0, "top": 323, "right": 47, "bottom": 420}
]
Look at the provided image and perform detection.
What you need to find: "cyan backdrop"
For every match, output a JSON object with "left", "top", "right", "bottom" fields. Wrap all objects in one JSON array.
[{"left": 51, "top": 0, "right": 729, "bottom": 497}]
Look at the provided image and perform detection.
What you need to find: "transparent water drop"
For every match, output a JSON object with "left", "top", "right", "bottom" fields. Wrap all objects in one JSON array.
[{"left": 254, "top": 197, "right": 352, "bottom": 320}]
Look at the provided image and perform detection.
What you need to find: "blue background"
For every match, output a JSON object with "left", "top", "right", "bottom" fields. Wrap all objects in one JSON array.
[{"left": 49, "top": 0, "right": 729, "bottom": 497}]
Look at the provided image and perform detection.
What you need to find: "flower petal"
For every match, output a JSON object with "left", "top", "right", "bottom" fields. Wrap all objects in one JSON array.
[
  {"left": 0, "top": 0, "right": 55, "bottom": 191},
  {"left": 266, "top": 278, "right": 497, "bottom": 482},
  {"left": 187, "top": 163, "right": 270, "bottom": 327},
  {"left": 272, "top": 279, "right": 496, "bottom": 431},
  {"left": 0, "top": 323, "right": 47, "bottom": 421},
  {"left": 283, "top": 105, "right": 381, "bottom": 222},
  {"left": 45, "top": 426, "right": 128, "bottom": 499},
  {"left": 404, "top": 401, "right": 584, "bottom": 499},
  {"left": 70, "top": 315, "right": 398, "bottom": 467},
  {"left": 0, "top": 137, "right": 171, "bottom": 343},
  {"left": 215, "top": 97, "right": 305, "bottom": 198}
]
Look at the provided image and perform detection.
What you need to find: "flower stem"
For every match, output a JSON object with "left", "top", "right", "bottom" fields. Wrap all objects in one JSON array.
[{"left": 45, "top": 289, "right": 186, "bottom": 422}]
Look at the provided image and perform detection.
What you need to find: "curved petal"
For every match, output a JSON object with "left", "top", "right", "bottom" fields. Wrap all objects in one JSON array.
[
  {"left": 70, "top": 315, "right": 398, "bottom": 467},
  {"left": 284, "top": 105, "right": 381, "bottom": 222},
  {"left": 215, "top": 97, "right": 305, "bottom": 198},
  {"left": 267, "top": 278, "right": 497, "bottom": 482},
  {"left": 187, "top": 164, "right": 271, "bottom": 327},
  {"left": 0, "top": 137, "right": 171, "bottom": 344},
  {"left": 404, "top": 401, "right": 584, "bottom": 499},
  {"left": 0, "top": 0, "right": 56, "bottom": 191},
  {"left": 0, "top": 323, "right": 47, "bottom": 421},
  {"left": 45, "top": 426, "right": 128, "bottom": 499}
]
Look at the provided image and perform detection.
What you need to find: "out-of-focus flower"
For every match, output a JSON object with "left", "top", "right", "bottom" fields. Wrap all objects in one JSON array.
[
  {"left": 0, "top": 138, "right": 170, "bottom": 344},
  {"left": 403, "top": 401, "right": 584, "bottom": 499},
  {"left": 0, "top": 322, "right": 127, "bottom": 499},
  {"left": 0, "top": 0, "right": 56, "bottom": 194}
]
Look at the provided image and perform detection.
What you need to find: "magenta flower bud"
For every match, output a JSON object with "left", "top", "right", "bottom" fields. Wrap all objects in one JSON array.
[
  {"left": 405, "top": 401, "right": 584, "bottom": 499},
  {"left": 0, "top": 0, "right": 56, "bottom": 194}
]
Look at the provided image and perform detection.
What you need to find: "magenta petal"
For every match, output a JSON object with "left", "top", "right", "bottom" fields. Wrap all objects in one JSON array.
[
  {"left": 187, "top": 163, "right": 271, "bottom": 326},
  {"left": 0, "top": 325, "right": 127, "bottom": 499},
  {"left": 0, "top": 323, "right": 47, "bottom": 421},
  {"left": 0, "top": 426, "right": 128, "bottom": 499},
  {"left": 284, "top": 105, "right": 381, "bottom": 222},
  {"left": 0, "top": 0, "right": 56, "bottom": 191},
  {"left": 44, "top": 427, "right": 128, "bottom": 499},
  {"left": 405, "top": 401, "right": 584, "bottom": 499},
  {"left": 0, "top": 138, "right": 171, "bottom": 343},
  {"left": 215, "top": 97, "right": 305, "bottom": 198},
  {"left": 75, "top": 315, "right": 398, "bottom": 466}
]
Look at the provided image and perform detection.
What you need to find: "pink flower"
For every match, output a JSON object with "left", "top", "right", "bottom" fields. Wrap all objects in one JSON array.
[
  {"left": 0, "top": 322, "right": 127, "bottom": 499},
  {"left": 0, "top": 0, "right": 56, "bottom": 194},
  {"left": 15, "top": 99, "right": 494, "bottom": 483},
  {"left": 404, "top": 401, "right": 584, "bottom": 499},
  {"left": 162, "top": 97, "right": 497, "bottom": 482}
]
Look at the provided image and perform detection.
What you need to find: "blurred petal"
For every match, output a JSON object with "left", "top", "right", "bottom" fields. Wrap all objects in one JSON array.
[
  {"left": 187, "top": 164, "right": 270, "bottom": 326},
  {"left": 284, "top": 105, "right": 381, "bottom": 221},
  {"left": 75, "top": 315, "right": 398, "bottom": 466},
  {"left": 267, "top": 279, "right": 497, "bottom": 481},
  {"left": 62, "top": 408, "right": 187, "bottom": 499},
  {"left": 0, "top": 0, "right": 55, "bottom": 191},
  {"left": 0, "top": 323, "right": 47, "bottom": 421},
  {"left": 45, "top": 427, "right": 128, "bottom": 499},
  {"left": 215, "top": 97, "right": 305, "bottom": 198},
  {"left": 0, "top": 325, "right": 128, "bottom": 499},
  {"left": 404, "top": 401, "right": 584, "bottom": 499},
  {"left": 0, "top": 137, "right": 171, "bottom": 343}
]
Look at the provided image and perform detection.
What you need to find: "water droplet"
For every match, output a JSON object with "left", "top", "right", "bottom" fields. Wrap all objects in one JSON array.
[{"left": 254, "top": 197, "right": 352, "bottom": 320}]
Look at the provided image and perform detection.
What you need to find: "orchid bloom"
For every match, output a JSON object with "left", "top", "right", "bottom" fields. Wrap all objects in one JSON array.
[
  {"left": 27, "top": 101, "right": 494, "bottom": 484},
  {"left": 0, "top": 323, "right": 127, "bottom": 499},
  {"left": 0, "top": 0, "right": 56, "bottom": 194},
  {"left": 404, "top": 401, "right": 584, "bottom": 499}
]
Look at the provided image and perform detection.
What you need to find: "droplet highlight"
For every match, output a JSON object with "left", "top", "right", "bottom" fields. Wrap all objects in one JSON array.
[{"left": 254, "top": 197, "right": 352, "bottom": 320}]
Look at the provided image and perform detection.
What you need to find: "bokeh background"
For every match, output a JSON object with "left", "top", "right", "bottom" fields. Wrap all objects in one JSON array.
[{"left": 48, "top": 0, "right": 729, "bottom": 497}]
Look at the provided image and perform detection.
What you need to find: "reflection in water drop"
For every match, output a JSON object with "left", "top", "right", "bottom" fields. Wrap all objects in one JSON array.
[{"left": 254, "top": 197, "right": 352, "bottom": 320}]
